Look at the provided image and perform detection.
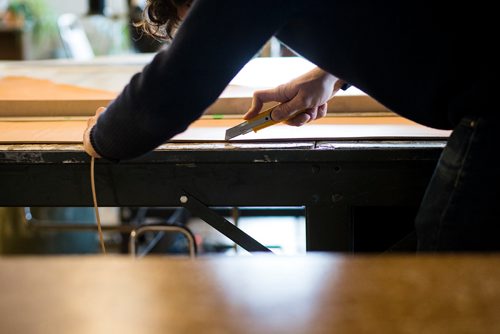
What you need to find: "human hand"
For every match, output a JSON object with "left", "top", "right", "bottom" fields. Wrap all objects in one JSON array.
[
  {"left": 83, "top": 107, "right": 106, "bottom": 158},
  {"left": 244, "top": 67, "right": 345, "bottom": 126}
]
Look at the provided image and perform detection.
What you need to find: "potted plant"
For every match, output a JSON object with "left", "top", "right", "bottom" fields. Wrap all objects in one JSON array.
[{"left": 6, "top": 0, "right": 58, "bottom": 59}]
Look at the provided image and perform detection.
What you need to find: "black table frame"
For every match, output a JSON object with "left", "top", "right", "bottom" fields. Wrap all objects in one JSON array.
[{"left": 0, "top": 140, "right": 445, "bottom": 252}]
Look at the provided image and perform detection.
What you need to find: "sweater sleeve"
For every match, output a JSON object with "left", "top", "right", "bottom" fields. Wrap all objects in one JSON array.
[{"left": 91, "top": 0, "right": 302, "bottom": 161}]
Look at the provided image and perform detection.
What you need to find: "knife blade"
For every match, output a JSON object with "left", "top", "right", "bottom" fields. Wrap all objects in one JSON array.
[{"left": 225, "top": 104, "right": 279, "bottom": 140}]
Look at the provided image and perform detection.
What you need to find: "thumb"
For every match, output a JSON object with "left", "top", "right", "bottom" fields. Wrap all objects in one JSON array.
[{"left": 244, "top": 85, "right": 289, "bottom": 120}]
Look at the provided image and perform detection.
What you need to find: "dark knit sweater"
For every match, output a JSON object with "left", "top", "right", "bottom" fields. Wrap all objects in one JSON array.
[{"left": 91, "top": 0, "right": 493, "bottom": 160}]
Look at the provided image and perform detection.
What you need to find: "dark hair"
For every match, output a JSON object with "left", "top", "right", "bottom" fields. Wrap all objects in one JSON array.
[{"left": 135, "top": 0, "right": 191, "bottom": 41}]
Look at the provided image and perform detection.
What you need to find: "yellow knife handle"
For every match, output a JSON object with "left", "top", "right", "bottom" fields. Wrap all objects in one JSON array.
[{"left": 251, "top": 104, "right": 280, "bottom": 132}]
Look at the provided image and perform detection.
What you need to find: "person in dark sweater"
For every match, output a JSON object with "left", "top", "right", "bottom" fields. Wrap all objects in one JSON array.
[{"left": 84, "top": 0, "right": 495, "bottom": 252}]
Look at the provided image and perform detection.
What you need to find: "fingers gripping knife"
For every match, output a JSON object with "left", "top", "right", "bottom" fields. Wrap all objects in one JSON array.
[{"left": 225, "top": 83, "right": 350, "bottom": 140}]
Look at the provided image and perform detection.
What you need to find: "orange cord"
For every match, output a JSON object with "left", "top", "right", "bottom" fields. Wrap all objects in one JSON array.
[{"left": 91, "top": 157, "right": 106, "bottom": 254}]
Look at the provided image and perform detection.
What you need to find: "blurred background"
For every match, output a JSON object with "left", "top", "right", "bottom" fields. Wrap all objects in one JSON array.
[
  {"left": 0, "top": 0, "right": 294, "bottom": 60},
  {"left": 1, "top": 0, "right": 137, "bottom": 60}
]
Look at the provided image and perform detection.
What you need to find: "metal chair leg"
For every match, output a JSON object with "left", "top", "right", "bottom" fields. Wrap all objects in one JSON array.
[{"left": 129, "top": 225, "right": 196, "bottom": 258}]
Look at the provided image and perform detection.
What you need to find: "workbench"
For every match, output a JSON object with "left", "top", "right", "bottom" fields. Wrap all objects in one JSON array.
[
  {"left": 0, "top": 56, "right": 450, "bottom": 252},
  {"left": 1, "top": 254, "right": 499, "bottom": 333}
]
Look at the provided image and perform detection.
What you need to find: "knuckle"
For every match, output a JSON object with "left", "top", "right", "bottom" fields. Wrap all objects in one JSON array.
[{"left": 252, "top": 90, "right": 262, "bottom": 99}]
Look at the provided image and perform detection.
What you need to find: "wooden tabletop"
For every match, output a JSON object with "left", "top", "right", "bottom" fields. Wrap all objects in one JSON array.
[
  {"left": 0, "top": 116, "right": 451, "bottom": 144},
  {"left": 0, "top": 254, "right": 499, "bottom": 333}
]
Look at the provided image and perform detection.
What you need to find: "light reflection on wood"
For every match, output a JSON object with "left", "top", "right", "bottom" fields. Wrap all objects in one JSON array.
[{"left": 0, "top": 254, "right": 499, "bottom": 333}]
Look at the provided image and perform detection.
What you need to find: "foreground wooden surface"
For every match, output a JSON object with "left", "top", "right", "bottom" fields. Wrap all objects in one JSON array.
[{"left": 0, "top": 254, "right": 499, "bottom": 333}]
